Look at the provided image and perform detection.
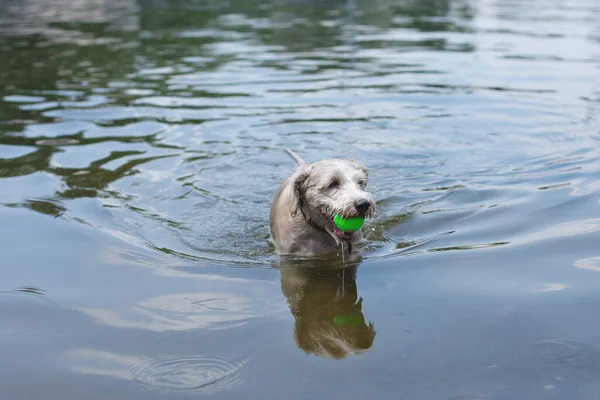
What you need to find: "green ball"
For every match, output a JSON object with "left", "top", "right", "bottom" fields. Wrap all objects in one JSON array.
[{"left": 333, "top": 214, "right": 365, "bottom": 231}]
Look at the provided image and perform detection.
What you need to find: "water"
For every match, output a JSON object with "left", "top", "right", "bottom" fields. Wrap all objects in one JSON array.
[{"left": 1, "top": 0, "right": 600, "bottom": 398}]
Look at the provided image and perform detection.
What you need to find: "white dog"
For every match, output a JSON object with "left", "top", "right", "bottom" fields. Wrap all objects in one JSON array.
[{"left": 270, "top": 149, "right": 375, "bottom": 256}]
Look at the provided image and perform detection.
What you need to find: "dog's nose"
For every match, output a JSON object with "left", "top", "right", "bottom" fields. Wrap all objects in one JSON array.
[{"left": 354, "top": 199, "right": 371, "bottom": 215}]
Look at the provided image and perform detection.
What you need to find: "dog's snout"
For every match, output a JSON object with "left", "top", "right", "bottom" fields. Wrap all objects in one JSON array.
[{"left": 354, "top": 199, "right": 371, "bottom": 215}]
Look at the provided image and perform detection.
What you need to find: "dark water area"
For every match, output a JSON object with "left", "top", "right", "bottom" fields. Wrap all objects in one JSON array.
[{"left": 2, "top": 0, "right": 600, "bottom": 398}]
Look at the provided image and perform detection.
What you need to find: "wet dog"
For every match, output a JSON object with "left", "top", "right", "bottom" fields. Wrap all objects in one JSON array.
[{"left": 270, "top": 149, "right": 375, "bottom": 256}]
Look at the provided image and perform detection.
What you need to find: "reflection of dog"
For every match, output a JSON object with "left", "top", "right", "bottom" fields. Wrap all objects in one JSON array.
[
  {"left": 279, "top": 264, "right": 376, "bottom": 359},
  {"left": 270, "top": 149, "right": 375, "bottom": 255}
]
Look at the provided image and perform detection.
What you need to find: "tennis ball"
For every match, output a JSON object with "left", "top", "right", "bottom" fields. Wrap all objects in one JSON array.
[{"left": 333, "top": 214, "right": 365, "bottom": 232}]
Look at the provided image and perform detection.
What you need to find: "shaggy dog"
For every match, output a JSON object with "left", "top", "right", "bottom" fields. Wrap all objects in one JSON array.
[{"left": 270, "top": 149, "right": 375, "bottom": 256}]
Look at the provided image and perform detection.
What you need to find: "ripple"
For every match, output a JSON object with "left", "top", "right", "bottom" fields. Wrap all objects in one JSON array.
[
  {"left": 4, "top": 95, "right": 46, "bottom": 103},
  {"left": 1, "top": 0, "right": 599, "bottom": 272},
  {"left": 130, "top": 355, "right": 246, "bottom": 394},
  {"left": 81, "top": 291, "right": 285, "bottom": 332},
  {"left": 528, "top": 338, "right": 588, "bottom": 364},
  {"left": 35, "top": 138, "right": 80, "bottom": 146},
  {"left": 0, "top": 290, "right": 61, "bottom": 343}
]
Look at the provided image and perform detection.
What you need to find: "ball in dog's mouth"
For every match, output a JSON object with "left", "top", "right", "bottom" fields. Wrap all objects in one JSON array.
[{"left": 329, "top": 217, "right": 355, "bottom": 242}]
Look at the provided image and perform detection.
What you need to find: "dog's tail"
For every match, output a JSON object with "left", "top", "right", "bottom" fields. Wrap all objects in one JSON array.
[{"left": 284, "top": 149, "right": 306, "bottom": 166}]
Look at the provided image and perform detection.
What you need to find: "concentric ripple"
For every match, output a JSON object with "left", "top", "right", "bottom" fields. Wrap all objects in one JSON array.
[
  {"left": 528, "top": 338, "right": 588, "bottom": 364},
  {"left": 129, "top": 355, "right": 247, "bottom": 394}
]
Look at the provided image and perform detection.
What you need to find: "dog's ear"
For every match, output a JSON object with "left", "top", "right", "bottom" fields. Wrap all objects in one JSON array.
[
  {"left": 355, "top": 161, "right": 369, "bottom": 177},
  {"left": 290, "top": 166, "right": 310, "bottom": 216}
]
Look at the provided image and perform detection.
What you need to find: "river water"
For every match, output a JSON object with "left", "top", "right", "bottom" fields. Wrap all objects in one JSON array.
[{"left": 2, "top": 0, "right": 600, "bottom": 398}]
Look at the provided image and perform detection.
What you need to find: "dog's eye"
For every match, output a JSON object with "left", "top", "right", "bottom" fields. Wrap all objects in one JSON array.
[
  {"left": 328, "top": 180, "right": 340, "bottom": 189},
  {"left": 358, "top": 180, "right": 367, "bottom": 188}
]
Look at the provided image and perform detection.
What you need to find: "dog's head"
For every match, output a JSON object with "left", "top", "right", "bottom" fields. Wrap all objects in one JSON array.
[{"left": 291, "top": 158, "right": 375, "bottom": 244}]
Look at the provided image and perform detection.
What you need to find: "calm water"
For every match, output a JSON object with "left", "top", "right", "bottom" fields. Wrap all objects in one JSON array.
[{"left": 2, "top": 0, "right": 600, "bottom": 398}]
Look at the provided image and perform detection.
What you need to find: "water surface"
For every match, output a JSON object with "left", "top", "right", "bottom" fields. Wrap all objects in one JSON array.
[{"left": 2, "top": 0, "right": 600, "bottom": 398}]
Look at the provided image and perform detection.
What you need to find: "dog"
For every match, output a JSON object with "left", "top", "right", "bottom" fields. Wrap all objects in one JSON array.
[{"left": 270, "top": 149, "right": 375, "bottom": 256}]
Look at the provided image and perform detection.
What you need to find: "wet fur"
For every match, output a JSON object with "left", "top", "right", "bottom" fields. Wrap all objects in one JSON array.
[{"left": 270, "top": 149, "right": 375, "bottom": 256}]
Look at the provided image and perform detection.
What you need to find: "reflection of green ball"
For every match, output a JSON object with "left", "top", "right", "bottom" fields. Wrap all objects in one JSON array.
[
  {"left": 333, "top": 309, "right": 364, "bottom": 329},
  {"left": 333, "top": 214, "right": 365, "bottom": 231}
]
